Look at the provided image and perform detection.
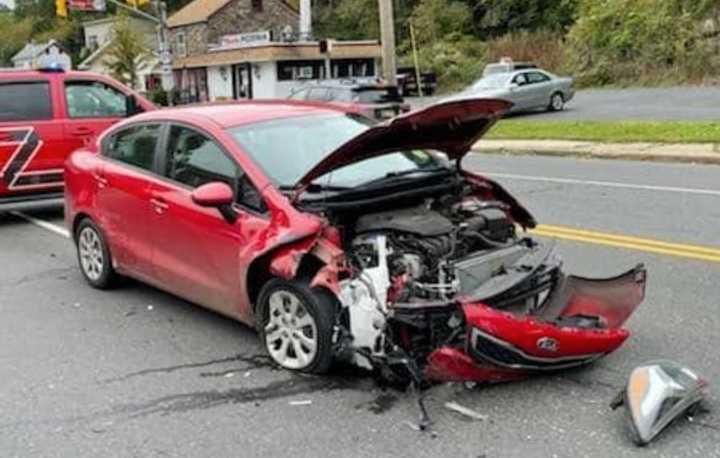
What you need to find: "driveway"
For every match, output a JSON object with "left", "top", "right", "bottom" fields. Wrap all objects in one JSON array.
[{"left": 409, "top": 86, "right": 720, "bottom": 121}]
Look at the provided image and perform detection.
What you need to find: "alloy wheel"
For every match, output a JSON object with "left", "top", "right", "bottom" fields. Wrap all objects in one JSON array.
[
  {"left": 264, "top": 290, "right": 318, "bottom": 370},
  {"left": 78, "top": 227, "right": 105, "bottom": 281},
  {"left": 552, "top": 93, "right": 564, "bottom": 111}
]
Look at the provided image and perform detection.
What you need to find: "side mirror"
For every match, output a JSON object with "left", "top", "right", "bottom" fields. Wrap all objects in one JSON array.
[
  {"left": 125, "top": 95, "right": 143, "bottom": 117},
  {"left": 191, "top": 182, "right": 238, "bottom": 223},
  {"left": 508, "top": 83, "right": 519, "bottom": 90},
  {"left": 611, "top": 360, "right": 708, "bottom": 446}
]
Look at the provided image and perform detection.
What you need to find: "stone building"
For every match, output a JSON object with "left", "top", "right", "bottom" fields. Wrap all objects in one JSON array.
[{"left": 167, "top": 0, "right": 381, "bottom": 102}]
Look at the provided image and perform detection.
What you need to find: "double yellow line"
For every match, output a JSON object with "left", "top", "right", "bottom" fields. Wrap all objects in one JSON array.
[{"left": 530, "top": 224, "right": 720, "bottom": 263}]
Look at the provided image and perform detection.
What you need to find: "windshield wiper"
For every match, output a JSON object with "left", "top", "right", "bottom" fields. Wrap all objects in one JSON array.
[
  {"left": 280, "top": 183, "right": 351, "bottom": 194},
  {"left": 357, "top": 166, "right": 453, "bottom": 188}
]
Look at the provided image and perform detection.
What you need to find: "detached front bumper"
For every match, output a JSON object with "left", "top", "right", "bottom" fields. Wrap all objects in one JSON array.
[{"left": 424, "top": 265, "right": 647, "bottom": 383}]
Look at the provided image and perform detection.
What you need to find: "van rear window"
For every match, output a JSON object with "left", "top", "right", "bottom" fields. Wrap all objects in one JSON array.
[{"left": 0, "top": 82, "right": 52, "bottom": 121}]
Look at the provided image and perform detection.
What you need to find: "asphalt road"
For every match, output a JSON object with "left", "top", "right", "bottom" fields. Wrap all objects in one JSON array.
[
  {"left": 410, "top": 86, "right": 720, "bottom": 121},
  {"left": 2, "top": 155, "right": 720, "bottom": 457}
]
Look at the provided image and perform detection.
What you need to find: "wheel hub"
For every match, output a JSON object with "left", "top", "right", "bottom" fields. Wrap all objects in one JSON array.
[
  {"left": 264, "top": 290, "right": 318, "bottom": 370},
  {"left": 78, "top": 227, "right": 104, "bottom": 281}
]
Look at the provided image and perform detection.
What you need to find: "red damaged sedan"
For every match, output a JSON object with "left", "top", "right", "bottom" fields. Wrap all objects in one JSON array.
[{"left": 64, "top": 99, "right": 646, "bottom": 383}]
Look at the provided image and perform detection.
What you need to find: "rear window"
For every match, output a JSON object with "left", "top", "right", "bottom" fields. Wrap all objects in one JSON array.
[
  {"left": 0, "top": 82, "right": 52, "bottom": 122},
  {"left": 354, "top": 88, "right": 402, "bottom": 104}
]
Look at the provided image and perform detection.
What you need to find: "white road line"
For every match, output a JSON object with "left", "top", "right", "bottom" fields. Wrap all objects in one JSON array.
[
  {"left": 11, "top": 211, "right": 70, "bottom": 239},
  {"left": 484, "top": 172, "right": 720, "bottom": 197}
]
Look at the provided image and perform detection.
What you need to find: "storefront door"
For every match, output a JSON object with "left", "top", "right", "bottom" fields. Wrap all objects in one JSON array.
[{"left": 232, "top": 63, "right": 253, "bottom": 99}]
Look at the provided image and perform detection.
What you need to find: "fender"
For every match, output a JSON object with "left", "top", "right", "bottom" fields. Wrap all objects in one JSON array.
[{"left": 268, "top": 228, "right": 347, "bottom": 295}]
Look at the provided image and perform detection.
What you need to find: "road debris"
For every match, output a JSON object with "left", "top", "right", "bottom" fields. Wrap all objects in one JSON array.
[
  {"left": 611, "top": 360, "right": 709, "bottom": 446},
  {"left": 289, "top": 400, "right": 312, "bottom": 406},
  {"left": 444, "top": 401, "right": 488, "bottom": 421}
]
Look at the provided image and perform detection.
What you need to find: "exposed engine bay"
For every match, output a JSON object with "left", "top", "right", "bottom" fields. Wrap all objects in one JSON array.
[{"left": 323, "top": 186, "right": 646, "bottom": 383}]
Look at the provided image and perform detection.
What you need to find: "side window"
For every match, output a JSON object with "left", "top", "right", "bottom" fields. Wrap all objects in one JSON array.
[
  {"left": 65, "top": 80, "right": 128, "bottom": 118},
  {"left": 105, "top": 124, "right": 161, "bottom": 171},
  {"left": 528, "top": 72, "right": 550, "bottom": 84},
  {"left": 0, "top": 82, "right": 52, "bottom": 121},
  {"left": 513, "top": 73, "right": 528, "bottom": 86},
  {"left": 165, "top": 125, "right": 267, "bottom": 212}
]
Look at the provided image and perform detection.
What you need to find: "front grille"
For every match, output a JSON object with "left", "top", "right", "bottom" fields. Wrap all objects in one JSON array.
[{"left": 468, "top": 328, "right": 600, "bottom": 371}]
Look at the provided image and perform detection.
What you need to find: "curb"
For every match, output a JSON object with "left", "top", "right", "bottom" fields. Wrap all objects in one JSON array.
[{"left": 473, "top": 143, "right": 720, "bottom": 165}]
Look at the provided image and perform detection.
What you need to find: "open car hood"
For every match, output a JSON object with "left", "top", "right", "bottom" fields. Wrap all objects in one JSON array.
[{"left": 294, "top": 98, "right": 512, "bottom": 188}]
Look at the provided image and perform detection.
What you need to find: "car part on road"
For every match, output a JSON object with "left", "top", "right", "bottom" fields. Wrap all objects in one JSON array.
[
  {"left": 444, "top": 401, "right": 488, "bottom": 421},
  {"left": 610, "top": 360, "right": 709, "bottom": 446}
]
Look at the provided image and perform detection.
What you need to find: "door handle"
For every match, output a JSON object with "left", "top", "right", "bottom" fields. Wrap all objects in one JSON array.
[
  {"left": 92, "top": 172, "right": 108, "bottom": 188},
  {"left": 71, "top": 127, "right": 93, "bottom": 136},
  {"left": 150, "top": 197, "right": 169, "bottom": 214}
]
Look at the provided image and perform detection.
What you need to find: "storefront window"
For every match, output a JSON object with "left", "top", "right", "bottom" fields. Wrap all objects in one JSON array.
[
  {"left": 277, "top": 60, "right": 327, "bottom": 81},
  {"left": 331, "top": 59, "right": 375, "bottom": 79}
]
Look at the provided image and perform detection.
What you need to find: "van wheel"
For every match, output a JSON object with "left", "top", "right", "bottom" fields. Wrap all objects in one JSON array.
[
  {"left": 257, "top": 279, "right": 336, "bottom": 374},
  {"left": 75, "top": 218, "right": 118, "bottom": 289},
  {"left": 549, "top": 92, "right": 565, "bottom": 111}
]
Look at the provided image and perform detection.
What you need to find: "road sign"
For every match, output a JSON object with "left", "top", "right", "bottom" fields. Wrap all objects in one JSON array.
[{"left": 68, "top": 0, "right": 106, "bottom": 11}]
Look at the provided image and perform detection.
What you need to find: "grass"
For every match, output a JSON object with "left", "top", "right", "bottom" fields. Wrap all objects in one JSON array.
[{"left": 486, "top": 121, "right": 720, "bottom": 144}]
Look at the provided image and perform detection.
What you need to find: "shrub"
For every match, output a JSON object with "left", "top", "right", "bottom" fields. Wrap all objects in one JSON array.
[
  {"left": 486, "top": 29, "right": 567, "bottom": 74},
  {"left": 566, "top": 0, "right": 720, "bottom": 86}
]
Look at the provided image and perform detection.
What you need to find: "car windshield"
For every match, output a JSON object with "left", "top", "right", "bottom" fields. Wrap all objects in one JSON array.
[
  {"left": 227, "top": 114, "right": 442, "bottom": 189},
  {"left": 471, "top": 74, "right": 511, "bottom": 90}
]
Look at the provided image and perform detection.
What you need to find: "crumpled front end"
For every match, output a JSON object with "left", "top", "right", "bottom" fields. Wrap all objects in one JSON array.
[{"left": 425, "top": 265, "right": 647, "bottom": 383}]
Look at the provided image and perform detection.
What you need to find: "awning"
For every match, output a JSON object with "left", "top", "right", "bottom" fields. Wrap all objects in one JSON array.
[{"left": 172, "top": 41, "right": 382, "bottom": 69}]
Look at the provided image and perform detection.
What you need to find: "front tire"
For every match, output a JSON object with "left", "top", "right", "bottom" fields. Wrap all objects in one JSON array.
[
  {"left": 257, "top": 279, "right": 336, "bottom": 374},
  {"left": 549, "top": 92, "right": 565, "bottom": 111},
  {"left": 75, "top": 218, "right": 118, "bottom": 289}
]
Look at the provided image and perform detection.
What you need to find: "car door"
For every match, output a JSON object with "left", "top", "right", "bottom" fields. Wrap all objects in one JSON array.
[
  {"left": 148, "top": 123, "right": 271, "bottom": 318},
  {"left": 96, "top": 122, "right": 163, "bottom": 280},
  {"left": 526, "top": 71, "right": 553, "bottom": 108},
  {"left": 509, "top": 72, "right": 535, "bottom": 110},
  {"left": 61, "top": 79, "right": 132, "bottom": 156},
  {"left": 0, "top": 78, "right": 65, "bottom": 198}
]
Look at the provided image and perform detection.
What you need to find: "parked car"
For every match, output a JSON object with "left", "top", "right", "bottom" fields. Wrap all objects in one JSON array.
[
  {"left": 65, "top": 99, "right": 646, "bottom": 384},
  {"left": 396, "top": 67, "right": 437, "bottom": 96},
  {"left": 462, "top": 69, "right": 574, "bottom": 113},
  {"left": 0, "top": 66, "right": 156, "bottom": 211},
  {"left": 288, "top": 81, "right": 410, "bottom": 120},
  {"left": 482, "top": 60, "right": 538, "bottom": 77}
]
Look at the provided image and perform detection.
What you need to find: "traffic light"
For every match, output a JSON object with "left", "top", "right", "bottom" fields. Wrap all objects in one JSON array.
[{"left": 55, "top": 0, "right": 68, "bottom": 17}]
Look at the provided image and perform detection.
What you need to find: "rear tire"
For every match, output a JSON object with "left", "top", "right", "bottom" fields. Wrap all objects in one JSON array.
[
  {"left": 257, "top": 278, "right": 336, "bottom": 374},
  {"left": 549, "top": 92, "right": 565, "bottom": 111},
  {"left": 75, "top": 218, "right": 119, "bottom": 289}
]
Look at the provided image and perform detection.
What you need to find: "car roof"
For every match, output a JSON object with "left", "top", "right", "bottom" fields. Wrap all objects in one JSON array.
[
  {"left": 0, "top": 69, "right": 123, "bottom": 80},
  {"left": 132, "top": 100, "right": 356, "bottom": 129}
]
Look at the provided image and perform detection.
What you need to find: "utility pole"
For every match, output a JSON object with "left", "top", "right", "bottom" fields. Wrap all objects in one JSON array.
[{"left": 378, "top": 0, "right": 397, "bottom": 85}]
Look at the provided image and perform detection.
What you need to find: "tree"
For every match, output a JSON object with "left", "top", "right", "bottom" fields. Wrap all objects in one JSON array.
[
  {"left": 105, "top": 15, "right": 152, "bottom": 88},
  {"left": 0, "top": 15, "right": 33, "bottom": 66}
]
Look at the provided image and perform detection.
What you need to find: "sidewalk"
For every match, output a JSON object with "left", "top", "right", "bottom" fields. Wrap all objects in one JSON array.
[{"left": 473, "top": 139, "right": 720, "bottom": 164}]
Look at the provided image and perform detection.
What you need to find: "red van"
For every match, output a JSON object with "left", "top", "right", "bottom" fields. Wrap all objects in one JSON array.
[{"left": 0, "top": 68, "right": 156, "bottom": 211}]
